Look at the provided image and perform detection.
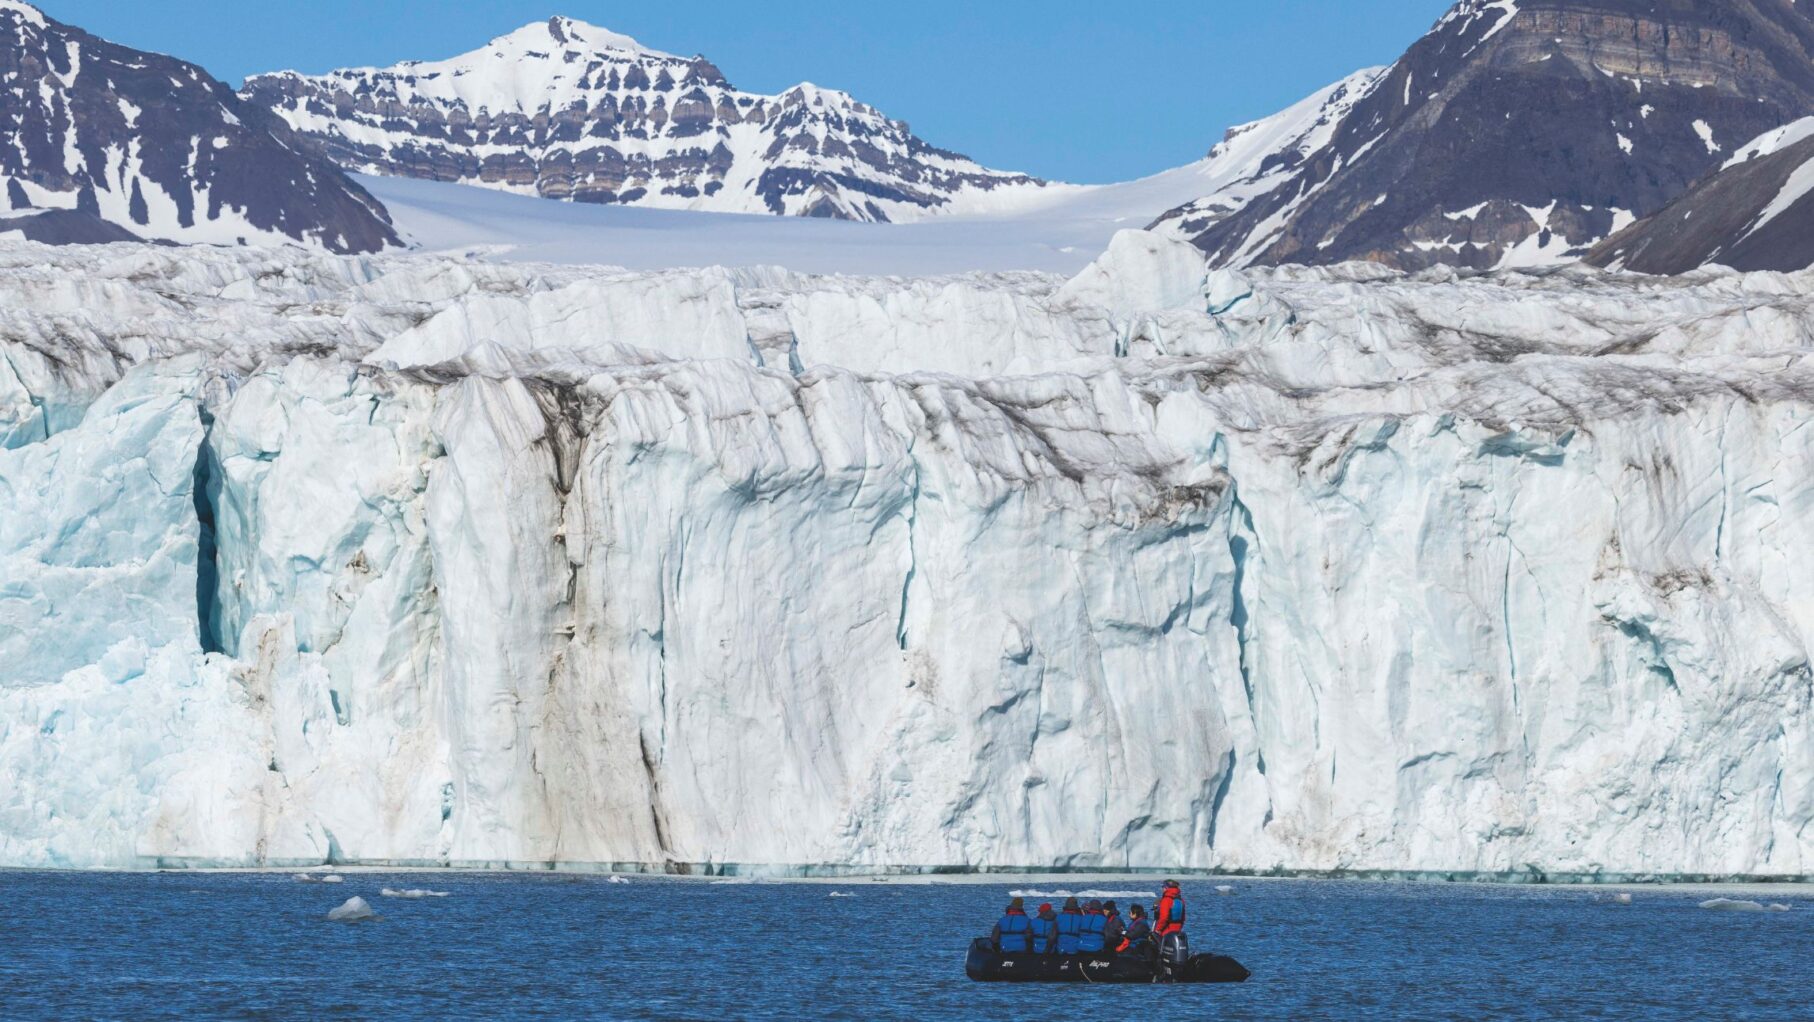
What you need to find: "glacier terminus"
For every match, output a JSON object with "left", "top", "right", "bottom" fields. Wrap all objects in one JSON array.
[{"left": 1, "top": 232, "right": 1809, "bottom": 876}]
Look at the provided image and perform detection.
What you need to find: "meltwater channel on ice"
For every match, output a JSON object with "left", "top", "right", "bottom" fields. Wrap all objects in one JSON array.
[{"left": 2, "top": 228, "right": 1811, "bottom": 877}]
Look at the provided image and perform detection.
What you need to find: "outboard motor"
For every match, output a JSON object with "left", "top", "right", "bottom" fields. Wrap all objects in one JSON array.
[{"left": 1159, "top": 932, "right": 1190, "bottom": 979}]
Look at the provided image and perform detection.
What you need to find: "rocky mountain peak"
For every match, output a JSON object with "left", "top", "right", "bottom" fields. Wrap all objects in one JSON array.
[
  {"left": 483, "top": 15, "right": 683, "bottom": 64},
  {"left": 240, "top": 22, "right": 1052, "bottom": 222},
  {"left": 0, "top": 0, "right": 397, "bottom": 250},
  {"left": 1155, "top": 0, "right": 1814, "bottom": 270}
]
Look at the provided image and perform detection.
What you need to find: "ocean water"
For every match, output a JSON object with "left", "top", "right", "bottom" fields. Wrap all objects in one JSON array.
[{"left": 1, "top": 872, "right": 1809, "bottom": 1021}]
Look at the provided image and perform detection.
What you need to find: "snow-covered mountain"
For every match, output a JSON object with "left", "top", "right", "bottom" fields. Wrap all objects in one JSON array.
[
  {"left": 240, "top": 17, "right": 1061, "bottom": 223},
  {"left": 2, "top": 232, "right": 1810, "bottom": 875},
  {"left": 1589, "top": 117, "right": 1814, "bottom": 273},
  {"left": 0, "top": 1, "right": 397, "bottom": 252},
  {"left": 1155, "top": 0, "right": 1814, "bottom": 271},
  {"left": 339, "top": 68, "right": 1391, "bottom": 277}
]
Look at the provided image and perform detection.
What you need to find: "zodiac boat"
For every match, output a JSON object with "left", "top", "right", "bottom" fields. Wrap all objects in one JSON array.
[{"left": 964, "top": 937, "right": 1251, "bottom": 984}]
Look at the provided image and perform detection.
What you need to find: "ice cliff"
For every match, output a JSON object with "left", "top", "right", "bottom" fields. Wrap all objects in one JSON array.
[{"left": 1, "top": 233, "right": 1810, "bottom": 875}]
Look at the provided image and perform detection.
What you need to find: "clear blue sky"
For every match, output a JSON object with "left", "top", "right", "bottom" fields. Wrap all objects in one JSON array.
[{"left": 37, "top": 1, "right": 1454, "bottom": 184}]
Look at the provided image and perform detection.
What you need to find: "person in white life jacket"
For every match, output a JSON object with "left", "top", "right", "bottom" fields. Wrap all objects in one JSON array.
[{"left": 992, "top": 897, "right": 1035, "bottom": 953}]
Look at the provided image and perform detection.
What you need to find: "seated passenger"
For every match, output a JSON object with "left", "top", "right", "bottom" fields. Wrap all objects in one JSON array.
[
  {"left": 1078, "top": 899, "right": 1108, "bottom": 953},
  {"left": 1054, "top": 896, "right": 1086, "bottom": 954},
  {"left": 1101, "top": 900, "right": 1125, "bottom": 952},
  {"left": 1120, "top": 903, "right": 1153, "bottom": 952},
  {"left": 992, "top": 897, "right": 1034, "bottom": 953},
  {"left": 1035, "top": 902, "right": 1059, "bottom": 953}
]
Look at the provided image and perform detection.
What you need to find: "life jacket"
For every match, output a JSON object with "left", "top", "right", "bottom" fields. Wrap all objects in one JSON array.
[
  {"left": 1036, "top": 913, "right": 1059, "bottom": 952},
  {"left": 1102, "top": 912, "right": 1123, "bottom": 951},
  {"left": 1122, "top": 917, "right": 1152, "bottom": 951},
  {"left": 996, "top": 910, "right": 1033, "bottom": 953},
  {"left": 1156, "top": 891, "right": 1187, "bottom": 935},
  {"left": 1054, "top": 910, "right": 1086, "bottom": 954},
  {"left": 1078, "top": 910, "right": 1107, "bottom": 953}
]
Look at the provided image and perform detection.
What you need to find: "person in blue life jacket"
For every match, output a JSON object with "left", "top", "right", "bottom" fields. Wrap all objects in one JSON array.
[
  {"left": 992, "top": 897, "right": 1035, "bottom": 953},
  {"left": 1077, "top": 899, "right": 1108, "bottom": 953},
  {"left": 1034, "top": 902, "right": 1059, "bottom": 953},
  {"left": 1100, "top": 900, "right": 1125, "bottom": 953},
  {"left": 1053, "top": 896, "right": 1087, "bottom": 954}
]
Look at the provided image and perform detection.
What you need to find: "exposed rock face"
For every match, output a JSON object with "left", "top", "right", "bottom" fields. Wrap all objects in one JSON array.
[
  {"left": 0, "top": 1, "right": 398, "bottom": 252},
  {"left": 241, "top": 17, "right": 1058, "bottom": 223},
  {"left": 1589, "top": 118, "right": 1814, "bottom": 273},
  {"left": 1155, "top": 0, "right": 1814, "bottom": 271}
]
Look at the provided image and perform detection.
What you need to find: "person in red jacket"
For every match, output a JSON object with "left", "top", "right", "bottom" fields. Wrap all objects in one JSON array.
[{"left": 1154, "top": 879, "right": 1187, "bottom": 935}]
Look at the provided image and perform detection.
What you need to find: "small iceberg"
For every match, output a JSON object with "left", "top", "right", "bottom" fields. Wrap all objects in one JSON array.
[
  {"left": 380, "top": 888, "right": 450, "bottom": 899},
  {"left": 294, "top": 873, "right": 344, "bottom": 884},
  {"left": 829, "top": 892, "right": 856, "bottom": 898},
  {"left": 326, "top": 896, "right": 378, "bottom": 922},
  {"left": 605, "top": 875, "right": 631, "bottom": 884},
  {"left": 1698, "top": 898, "right": 1789, "bottom": 913},
  {"left": 1215, "top": 885, "right": 1235, "bottom": 895}
]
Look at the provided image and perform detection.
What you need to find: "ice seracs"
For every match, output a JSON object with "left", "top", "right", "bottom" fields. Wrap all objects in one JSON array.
[{"left": 0, "top": 233, "right": 1810, "bottom": 878}]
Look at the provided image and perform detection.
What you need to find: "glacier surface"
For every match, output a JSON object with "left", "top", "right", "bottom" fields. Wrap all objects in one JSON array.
[{"left": 0, "top": 233, "right": 1810, "bottom": 876}]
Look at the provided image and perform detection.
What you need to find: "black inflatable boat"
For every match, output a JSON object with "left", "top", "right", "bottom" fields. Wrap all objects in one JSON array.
[{"left": 964, "top": 938, "right": 1250, "bottom": 984}]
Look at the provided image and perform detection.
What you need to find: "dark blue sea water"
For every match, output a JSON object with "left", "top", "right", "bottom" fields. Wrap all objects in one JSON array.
[{"left": 2, "top": 872, "right": 1809, "bottom": 1021}]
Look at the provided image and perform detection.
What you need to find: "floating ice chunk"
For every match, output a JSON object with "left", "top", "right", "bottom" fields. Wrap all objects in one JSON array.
[
  {"left": 1009, "top": 890, "right": 1159, "bottom": 900},
  {"left": 1215, "top": 885, "right": 1235, "bottom": 895},
  {"left": 294, "top": 873, "right": 344, "bottom": 884},
  {"left": 326, "top": 896, "right": 377, "bottom": 922},
  {"left": 379, "top": 888, "right": 450, "bottom": 899},
  {"left": 828, "top": 892, "right": 856, "bottom": 898},
  {"left": 1699, "top": 898, "right": 1769, "bottom": 912},
  {"left": 605, "top": 875, "right": 630, "bottom": 884}
]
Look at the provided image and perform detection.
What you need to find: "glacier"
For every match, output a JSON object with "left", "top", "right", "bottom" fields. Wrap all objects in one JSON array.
[{"left": 0, "top": 233, "right": 1810, "bottom": 876}]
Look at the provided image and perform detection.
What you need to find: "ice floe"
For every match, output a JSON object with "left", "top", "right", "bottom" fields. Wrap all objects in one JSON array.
[
  {"left": 1697, "top": 898, "right": 1792, "bottom": 913},
  {"left": 326, "top": 896, "right": 378, "bottom": 922}
]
